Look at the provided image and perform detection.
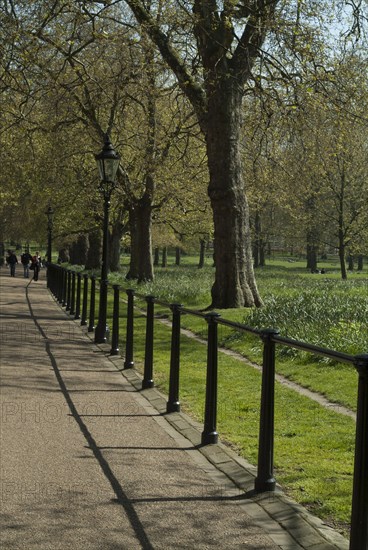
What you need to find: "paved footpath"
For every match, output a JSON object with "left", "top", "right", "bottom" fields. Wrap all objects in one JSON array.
[{"left": 0, "top": 271, "right": 349, "bottom": 549}]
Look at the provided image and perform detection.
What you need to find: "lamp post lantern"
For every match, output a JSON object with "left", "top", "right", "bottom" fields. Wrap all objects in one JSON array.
[{"left": 94, "top": 134, "right": 120, "bottom": 344}]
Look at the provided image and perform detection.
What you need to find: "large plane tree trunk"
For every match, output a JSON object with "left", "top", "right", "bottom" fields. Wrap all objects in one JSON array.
[
  {"left": 206, "top": 79, "right": 262, "bottom": 308},
  {"left": 124, "top": 0, "right": 279, "bottom": 307},
  {"left": 126, "top": 198, "right": 154, "bottom": 282}
]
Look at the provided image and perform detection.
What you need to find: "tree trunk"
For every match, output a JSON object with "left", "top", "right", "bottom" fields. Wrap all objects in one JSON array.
[
  {"left": 109, "top": 232, "right": 120, "bottom": 272},
  {"left": 126, "top": 199, "right": 154, "bottom": 282},
  {"left": 77, "top": 234, "right": 89, "bottom": 266},
  {"left": 69, "top": 241, "right": 78, "bottom": 265},
  {"left": 124, "top": 0, "right": 274, "bottom": 308},
  {"left": 337, "top": 174, "right": 347, "bottom": 280},
  {"left": 338, "top": 229, "right": 347, "bottom": 280},
  {"left": 206, "top": 81, "right": 262, "bottom": 308},
  {"left": 125, "top": 36, "right": 156, "bottom": 283},
  {"left": 347, "top": 254, "right": 354, "bottom": 271},
  {"left": 109, "top": 218, "right": 127, "bottom": 272},
  {"left": 126, "top": 207, "right": 139, "bottom": 279},
  {"left": 198, "top": 238, "right": 205, "bottom": 268},
  {"left": 306, "top": 229, "right": 318, "bottom": 272},
  {"left": 175, "top": 247, "right": 181, "bottom": 266},
  {"left": 85, "top": 229, "right": 102, "bottom": 270},
  {"left": 58, "top": 247, "right": 70, "bottom": 263},
  {"left": 161, "top": 246, "right": 167, "bottom": 267},
  {"left": 358, "top": 254, "right": 363, "bottom": 271},
  {"left": 306, "top": 244, "right": 318, "bottom": 272},
  {"left": 260, "top": 242, "right": 266, "bottom": 267},
  {"left": 253, "top": 211, "right": 261, "bottom": 268},
  {"left": 253, "top": 242, "right": 259, "bottom": 269},
  {"left": 153, "top": 247, "right": 159, "bottom": 266}
]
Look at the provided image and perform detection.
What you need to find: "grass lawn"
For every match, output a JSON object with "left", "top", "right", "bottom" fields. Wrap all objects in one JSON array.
[{"left": 87, "top": 253, "right": 367, "bottom": 536}]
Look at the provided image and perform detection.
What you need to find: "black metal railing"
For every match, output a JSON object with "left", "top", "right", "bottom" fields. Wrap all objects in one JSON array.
[{"left": 46, "top": 263, "right": 368, "bottom": 550}]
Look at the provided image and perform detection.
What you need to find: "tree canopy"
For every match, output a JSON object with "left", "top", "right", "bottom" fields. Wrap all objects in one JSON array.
[{"left": 1, "top": 0, "right": 367, "bottom": 290}]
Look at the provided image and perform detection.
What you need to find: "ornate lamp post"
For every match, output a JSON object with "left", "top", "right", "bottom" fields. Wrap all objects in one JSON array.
[
  {"left": 94, "top": 134, "right": 120, "bottom": 344},
  {"left": 45, "top": 204, "right": 54, "bottom": 264}
]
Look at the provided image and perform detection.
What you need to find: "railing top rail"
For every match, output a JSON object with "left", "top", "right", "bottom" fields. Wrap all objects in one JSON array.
[
  {"left": 179, "top": 306, "right": 208, "bottom": 319},
  {"left": 216, "top": 317, "right": 262, "bottom": 336},
  {"left": 154, "top": 297, "right": 172, "bottom": 308},
  {"left": 136, "top": 291, "right": 359, "bottom": 365},
  {"left": 134, "top": 292, "right": 148, "bottom": 301},
  {"left": 272, "top": 333, "right": 356, "bottom": 365}
]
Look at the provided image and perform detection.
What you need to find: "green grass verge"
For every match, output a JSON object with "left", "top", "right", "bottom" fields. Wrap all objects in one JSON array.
[{"left": 108, "top": 256, "right": 367, "bottom": 412}]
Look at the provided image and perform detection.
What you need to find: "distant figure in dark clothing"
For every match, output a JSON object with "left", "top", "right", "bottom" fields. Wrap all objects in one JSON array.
[
  {"left": 31, "top": 252, "right": 41, "bottom": 281},
  {"left": 6, "top": 250, "right": 18, "bottom": 277},
  {"left": 21, "top": 251, "right": 32, "bottom": 278}
]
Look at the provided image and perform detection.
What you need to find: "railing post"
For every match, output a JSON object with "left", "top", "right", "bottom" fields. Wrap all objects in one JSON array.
[
  {"left": 60, "top": 269, "right": 65, "bottom": 306},
  {"left": 47, "top": 263, "right": 53, "bottom": 293},
  {"left": 254, "top": 328, "right": 279, "bottom": 493},
  {"left": 124, "top": 289, "right": 135, "bottom": 369},
  {"left": 53, "top": 265, "right": 58, "bottom": 297},
  {"left": 48, "top": 264, "right": 54, "bottom": 293},
  {"left": 54, "top": 265, "right": 59, "bottom": 297},
  {"left": 110, "top": 285, "right": 120, "bottom": 356},
  {"left": 46, "top": 261, "right": 51, "bottom": 289},
  {"left": 66, "top": 270, "right": 72, "bottom": 311},
  {"left": 74, "top": 272, "right": 81, "bottom": 320},
  {"left": 57, "top": 266, "right": 63, "bottom": 303},
  {"left": 70, "top": 271, "right": 76, "bottom": 315},
  {"left": 88, "top": 276, "right": 96, "bottom": 333},
  {"left": 81, "top": 274, "right": 88, "bottom": 326},
  {"left": 142, "top": 295, "right": 155, "bottom": 389},
  {"left": 349, "top": 353, "right": 368, "bottom": 550},
  {"left": 201, "top": 312, "right": 220, "bottom": 445},
  {"left": 54, "top": 266, "right": 59, "bottom": 297},
  {"left": 61, "top": 268, "right": 67, "bottom": 307},
  {"left": 166, "top": 303, "right": 182, "bottom": 413},
  {"left": 51, "top": 264, "right": 56, "bottom": 295}
]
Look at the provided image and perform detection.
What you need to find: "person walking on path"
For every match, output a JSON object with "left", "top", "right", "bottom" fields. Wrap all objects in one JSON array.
[
  {"left": 30, "top": 252, "right": 41, "bottom": 281},
  {"left": 6, "top": 250, "right": 18, "bottom": 277},
  {"left": 21, "top": 250, "right": 32, "bottom": 278}
]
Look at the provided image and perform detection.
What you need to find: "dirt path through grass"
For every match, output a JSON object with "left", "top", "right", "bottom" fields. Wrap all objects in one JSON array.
[
  {"left": 129, "top": 299, "right": 356, "bottom": 421},
  {"left": 158, "top": 318, "right": 357, "bottom": 421}
]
